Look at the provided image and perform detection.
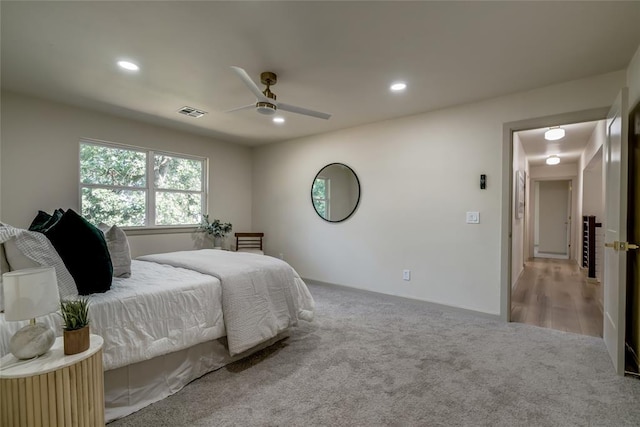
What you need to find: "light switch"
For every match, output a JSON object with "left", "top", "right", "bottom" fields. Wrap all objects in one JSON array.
[{"left": 466, "top": 211, "right": 480, "bottom": 224}]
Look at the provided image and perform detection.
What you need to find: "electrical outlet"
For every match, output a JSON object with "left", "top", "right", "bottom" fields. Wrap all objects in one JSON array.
[
  {"left": 279, "top": 253, "right": 284, "bottom": 260},
  {"left": 403, "top": 270, "right": 411, "bottom": 281}
]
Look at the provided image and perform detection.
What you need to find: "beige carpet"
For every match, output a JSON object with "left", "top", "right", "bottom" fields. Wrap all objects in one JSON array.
[{"left": 109, "top": 283, "right": 640, "bottom": 426}]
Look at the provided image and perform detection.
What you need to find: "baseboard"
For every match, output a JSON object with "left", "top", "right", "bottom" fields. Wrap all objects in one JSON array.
[{"left": 303, "top": 278, "right": 501, "bottom": 321}]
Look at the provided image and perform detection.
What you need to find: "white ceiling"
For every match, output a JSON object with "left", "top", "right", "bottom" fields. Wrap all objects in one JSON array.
[
  {"left": 517, "top": 121, "right": 600, "bottom": 167},
  {"left": 2, "top": 1, "right": 640, "bottom": 146}
]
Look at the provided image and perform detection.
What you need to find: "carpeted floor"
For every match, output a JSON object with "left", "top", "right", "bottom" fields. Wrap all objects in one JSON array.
[{"left": 109, "top": 283, "right": 640, "bottom": 426}]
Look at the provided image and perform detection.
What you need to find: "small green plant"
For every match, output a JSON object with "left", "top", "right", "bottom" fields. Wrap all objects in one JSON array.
[
  {"left": 59, "top": 298, "right": 90, "bottom": 331},
  {"left": 198, "top": 214, "right": 232, "bottom": 238}
]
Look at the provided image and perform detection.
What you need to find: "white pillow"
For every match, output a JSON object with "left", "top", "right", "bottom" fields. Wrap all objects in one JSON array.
[
  {"left": 0, "top": 224, "right": 78, "bottom": 299},
  {"left": 98, "top": 223, "right": 132, "bottom": 278},
  {"left": 4, "top": 238, "right": 40, "bottom": 269}
]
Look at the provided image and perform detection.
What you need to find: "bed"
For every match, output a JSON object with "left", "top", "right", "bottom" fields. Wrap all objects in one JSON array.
[{"left": 0, "top": 230, "right": 315, "bottom": 421}]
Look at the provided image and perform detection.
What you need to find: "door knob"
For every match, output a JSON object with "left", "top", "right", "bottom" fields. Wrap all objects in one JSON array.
[
  {"left": 605, "top": 241, "right": 638, "bottom": 251},
  {"left": 605, "top": 241, "right": 620, "bottom": 250}
]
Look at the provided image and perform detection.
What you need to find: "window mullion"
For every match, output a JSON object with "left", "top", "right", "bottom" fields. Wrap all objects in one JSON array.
[
  {"left": 81, "top": 183, "right": 145, "bottom": 191},
  {"left": 154, "top": 188, "right": 203, "bottom": 195},
  {"left": 147, "top": 151, "right": 156, "bottom": 227}
]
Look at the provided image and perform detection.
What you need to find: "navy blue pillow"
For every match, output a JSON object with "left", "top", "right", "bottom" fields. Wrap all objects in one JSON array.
[{"left": 44, "top": 209, "right": 113, "bottom": 295}]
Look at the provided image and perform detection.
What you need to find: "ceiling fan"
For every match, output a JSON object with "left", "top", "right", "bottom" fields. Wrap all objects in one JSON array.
[{"left": 227, "top": 66, "right": 331, "bottom": 120}]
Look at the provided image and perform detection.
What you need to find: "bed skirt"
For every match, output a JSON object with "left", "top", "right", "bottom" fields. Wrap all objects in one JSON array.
[{"left": 105, "top": 331, "right": 291, "bottom": 422}]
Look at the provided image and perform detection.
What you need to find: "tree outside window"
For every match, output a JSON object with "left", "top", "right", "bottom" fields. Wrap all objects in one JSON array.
[{"left": 80, "top": 141, "right": 206, "bottom": 227}]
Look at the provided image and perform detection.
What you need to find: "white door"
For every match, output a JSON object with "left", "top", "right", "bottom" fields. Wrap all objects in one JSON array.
[
  {"left": 537, "top": 180, "right": 570, "bottom": 258},
  {"left": 603, "top": 89, "right": 629, "bottom": 375}
]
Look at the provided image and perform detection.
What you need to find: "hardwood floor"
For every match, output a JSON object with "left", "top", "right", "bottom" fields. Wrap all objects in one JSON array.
[{"left": 511, "top": 258, "right": 603, "bottom": 337}]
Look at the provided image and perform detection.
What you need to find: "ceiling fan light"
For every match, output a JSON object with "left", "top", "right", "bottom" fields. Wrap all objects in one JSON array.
[
  {"left": 544, "top": 127, "right": 565, "bottom": 141},
  {"left": 273, "top": 117, "right": 285, "bottom": 124},
  {"left": 546, "top": 155, "right": 561, "bottom": 165},
  {"left": 256, "top": 102, "right": 277, "bottom": 115}
]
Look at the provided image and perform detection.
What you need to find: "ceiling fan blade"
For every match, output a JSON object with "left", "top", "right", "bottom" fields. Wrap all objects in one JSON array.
[
  {"left": 225, "top": 104, "right": 255, "bottom": 113},
  {"left": 277, "top": 102, "right": 331, "bottom": 120},
  {"left": 230, "top": 66, "right": 268, "bottom": 101}
]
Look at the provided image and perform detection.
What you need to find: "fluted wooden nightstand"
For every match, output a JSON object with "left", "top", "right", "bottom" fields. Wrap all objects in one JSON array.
[{"left": 0, "top": 334, "right": 104, "bottom": 426}]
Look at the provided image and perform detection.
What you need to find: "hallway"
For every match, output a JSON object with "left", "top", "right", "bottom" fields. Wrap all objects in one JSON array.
[{"left": 511, "top": 258, "right": 603, "bottom": 337}]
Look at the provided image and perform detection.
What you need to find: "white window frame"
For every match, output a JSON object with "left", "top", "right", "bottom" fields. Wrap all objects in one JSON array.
[{"left": 79, "top": 138, "right": 208, "bottom": 230}]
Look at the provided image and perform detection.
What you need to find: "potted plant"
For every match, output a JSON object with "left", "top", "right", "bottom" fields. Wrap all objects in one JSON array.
[
  {"left": 198, "top": 214, "right": 232, "bottom": 249},
  {"left": 59, "top": 298, "right": 90, "bottom": 355}
]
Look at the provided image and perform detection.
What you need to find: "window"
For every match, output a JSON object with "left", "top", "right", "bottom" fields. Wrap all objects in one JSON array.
[
  {"left": 80, "top": 140, "right": 206, "bottom": 227},
  {"left": 312, "top": 176, "right": 330, "bottom": 219}
]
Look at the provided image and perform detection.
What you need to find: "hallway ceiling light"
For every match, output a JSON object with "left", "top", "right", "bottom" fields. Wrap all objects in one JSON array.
[
  {"left": 544, "top": 126, "right": 565, "bottom": 141},
  {"left": 546, "top": 155, "right": 561, "bottom": 165}
]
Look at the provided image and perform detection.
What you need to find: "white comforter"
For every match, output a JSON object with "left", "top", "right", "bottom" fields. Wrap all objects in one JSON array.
[
  {"left": 138, "top": 250, "right": 315, "bottom": 356},
  {"left": 0, "top": 261, "right": 225, "bottom": 371}
]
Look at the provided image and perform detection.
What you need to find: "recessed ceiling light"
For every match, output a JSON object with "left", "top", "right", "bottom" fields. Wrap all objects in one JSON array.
[
  {"left": 273, "top": 117, "right": 285, "bottom": 124},
  {"left": 390, "top": 82, "right": 407, "bottom": 92},
  {"left": 117, "top": 60, "right": 139, "bottom": 71},
  {"left": 546, "top": 155, "right": 561, "bottom": 165},
  {"left": 544, "top": 127, "right": 565, "bottom": 141}
]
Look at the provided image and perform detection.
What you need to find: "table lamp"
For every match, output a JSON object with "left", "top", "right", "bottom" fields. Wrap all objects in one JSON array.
[{"left": 3, "top": 266, "right": 60, "bottom": 359}]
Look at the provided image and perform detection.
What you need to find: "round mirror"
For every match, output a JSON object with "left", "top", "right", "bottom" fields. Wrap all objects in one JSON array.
[{"left": 311, "top": 163, "right": 361, "bottom": 222}]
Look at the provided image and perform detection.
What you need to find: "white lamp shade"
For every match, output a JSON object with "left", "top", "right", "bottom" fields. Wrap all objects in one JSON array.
[{"left": 3, "top": 267, "right": 60, "bottom": 321}]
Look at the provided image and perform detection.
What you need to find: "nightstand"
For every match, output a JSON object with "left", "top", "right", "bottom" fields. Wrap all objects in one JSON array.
[{"left": 0, "top": 334, "right": 104, "bottom": 427}]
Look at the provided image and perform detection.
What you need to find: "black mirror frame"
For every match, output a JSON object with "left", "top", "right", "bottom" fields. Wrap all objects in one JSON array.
[{"left": 310, "top": 162, "right": 361, "bottom": 223}]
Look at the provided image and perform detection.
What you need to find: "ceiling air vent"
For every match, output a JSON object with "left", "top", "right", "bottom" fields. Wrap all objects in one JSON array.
[{"left": 177, "top": 106, "right": 207, "bottom": 118}]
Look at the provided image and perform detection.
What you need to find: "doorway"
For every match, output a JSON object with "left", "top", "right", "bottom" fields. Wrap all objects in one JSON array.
[
  {"left": 506, "top": 114, "right": 607, "bottom": 339},
  {"left": 503, "top": 101, "right": 639, "bottom": 375},
  {"left": 625, "top": 100, "right": 640, "bottom": 376}
]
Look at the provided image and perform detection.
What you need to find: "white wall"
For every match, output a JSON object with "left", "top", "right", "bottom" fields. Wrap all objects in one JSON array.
[
  {"left": 582, "top": 149, "right": 605, "bottom": 286},
  {"left": 628, "top": 44, "right": 640, "bottom": 110},
  {"left": 253, "top": 70, "right": 625, "bottom": 316},
  {"left": 0, "top": 91, "right": 253, "bottom": 257},
  {"left": 582, "top": 153, "right": 604, "bottom": 217},
  {"left": 511, "top": 133, "right": 527, "bottom": 289},
  {"left": 576, "top": 120, "right": 605, "bottom": 297}
]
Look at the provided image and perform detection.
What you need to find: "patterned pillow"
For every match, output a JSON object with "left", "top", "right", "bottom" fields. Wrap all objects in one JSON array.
[
  {"left": 0, "top": 243, "right": 8, "bottom": 312},
  {"left": 0, "top": 224, "right": 78, "bottom": 299}
]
